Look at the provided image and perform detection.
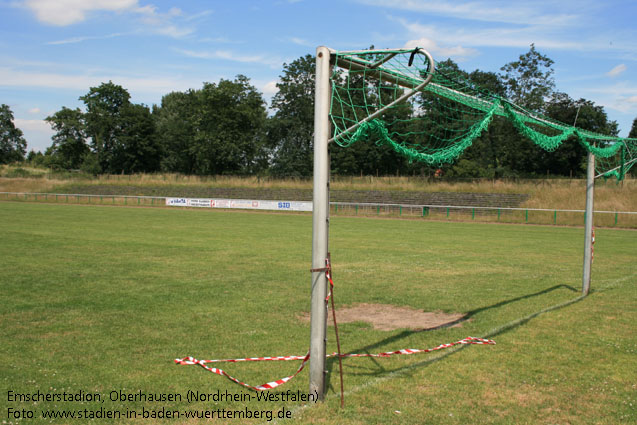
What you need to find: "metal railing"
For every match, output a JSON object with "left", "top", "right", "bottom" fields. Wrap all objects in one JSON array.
[
  {"left": 330, "top": 201, "right": 637, "bottom": 227},
  {"left": 1, "top": 192, "right": 165, "bottom": 206},
  {"left": 2, "top": 191, "right": 636, "bottom": 228}
]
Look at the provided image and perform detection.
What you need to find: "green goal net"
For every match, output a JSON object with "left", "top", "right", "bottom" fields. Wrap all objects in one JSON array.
[{"left": 328, "top": 48, "right": 637, "bottom": 180}]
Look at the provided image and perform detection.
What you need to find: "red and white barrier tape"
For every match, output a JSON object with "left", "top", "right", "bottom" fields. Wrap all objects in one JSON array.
[
  {"left": 175, "top": 336, "right": 495, "bottom": 391},
  {"left": 175, "top": 352, "right": 311, "bottom": 391}
]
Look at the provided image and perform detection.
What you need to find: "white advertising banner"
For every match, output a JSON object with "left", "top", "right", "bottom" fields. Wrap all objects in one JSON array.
[
  {"left": 165, "top": 197, "right": 312, "bottom": 212},
  {"left": 189, "top": 198, "right": 214, "bottom": 208}
]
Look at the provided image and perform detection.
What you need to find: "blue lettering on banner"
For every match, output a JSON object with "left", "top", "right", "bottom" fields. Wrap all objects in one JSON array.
[{"left": 278, "top": 202, "right": 291, "bottom": 209}]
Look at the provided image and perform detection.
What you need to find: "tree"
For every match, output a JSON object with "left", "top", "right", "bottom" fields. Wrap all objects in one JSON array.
[
  {"left": 268, "top": 55, "right": 316, "bottom": 177},
  {"left": 500, "top": 44, "right": 555, "bottom": 112},
  {"left": 112, "top": 103, "right": 160, "bottom": 173},
  {"left": 45, "top": 107, "right": 88, "bottom": 169},
  {"left": 540, "top": 92, "right": 618, "bottom": 177},
  {"left": 191, "top": 75, "right": 267, "bottom": 175},
  {"left": 458, "top": 69, "right": 509, "bottom": 177},
  {"left": 629, "top": 118, "right": 637, "bottom": 176},
  {"left": 629, "top": 117, "right": 637, "bottom": 139},
  {"left": 80, "top": 81, "right": 131, "bottom": 173},
  {"left": 154, "top": 90, "right": 199, "bottom": 174},
  {"left": 497, "top": 45, "right": 557, "bottom": 176},
  {"left": 547, "top": 93, "right": 618, "bottom": 136},
  {"left": 26, "top": 150, "right": 45, "bottom": 166},
  {"left": 0, "top": 104, "right": 27, "bottom": 163},
  {"left": 541, "top": 93, "right": 589, "bottom": 176},
  {"left": 79, "top": 82, "right": 161, "bottom": 174},
  {"left": 154, "top": 76, "right": 267, "bottom": 175}
]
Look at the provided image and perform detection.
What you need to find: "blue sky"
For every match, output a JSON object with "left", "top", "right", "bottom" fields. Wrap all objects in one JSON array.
[{"left": 1, "top": 0, "right": 636, "bottom": 153}]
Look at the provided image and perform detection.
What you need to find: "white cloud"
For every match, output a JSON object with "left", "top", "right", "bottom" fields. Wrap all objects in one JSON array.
[
  {"left": 583, "top": 82, "right": 637, "bottom": 114},
  {"left": 404, "top": 37, "right": 478, "bottom": 61},
  {"left": 0, "top": 66, "right": 95, "bottom": 90},
  {"left": 183, "top": 9, "right": 213, "bottom": 22},
  {"left": 376, "top": 2, "right": 631, "bottom": 56},
  {"left": 176, "top": 49, "right": 282, "bottom": 68},
  {"left": 356, "top": 0, "right": 580, "bottom": 26},
  {"left": 28, "top": 107, "right": 41, "bottom": 114},
  {"left": 613, "top": 95, "right": 637, "bottom": 113},
  {"left": 13, "top": 118, "right": 56, "bottom": 152},
  {"left": 395, "top": 17, "right": 586, "bottom": 51},
  {"left": 168, "top": 7, "right": 182, "bottom": 17},
  {"left": 24, "top": 0, "right": 138, "bottom": 26},
  {"left": 262, "top": 80, "right": 279, "bottom": 96},
  {"left": 606, "top": 64, "right": 627, "bottom": 78},
  {"left": 134, "top": 4, "right": 195, "bottom": 38},
  {"left": 0, "top": 66, "right": 201, "bottom": 98},
  {"left": 14, "top": 118, "right": 53, "bottom": 133},
  {"left": 198, "top": 36, "right": 240, "bottom": 44},
  {"left": 214, "top": 50, "right": 267, "bottom": 64},
  {"left": 24, "top": 0, "right": 200, "bottom": 39},
  {"left": 289, "top": 37, "right": 311, "bottom": 46},
  {"left": 47, "top": 33, "right": 128, "bottom": 45},
  {"left": 155, "top": 25, "right": 193, "bottom": 38}
]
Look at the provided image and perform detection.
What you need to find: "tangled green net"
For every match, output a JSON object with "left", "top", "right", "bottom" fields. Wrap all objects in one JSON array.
[{"left": 329, "top": 48, "right": 636, "bottom": 181}]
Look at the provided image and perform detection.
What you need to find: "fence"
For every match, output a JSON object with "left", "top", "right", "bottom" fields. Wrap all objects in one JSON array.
[
  {"left": 330, "top": 202, "right": 637, "bottom": 228},
  {"left": 2, "top": 191, "right": 636, "bottom": 228}
]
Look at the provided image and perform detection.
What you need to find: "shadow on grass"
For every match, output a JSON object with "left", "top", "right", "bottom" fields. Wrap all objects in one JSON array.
[
  {"left": 428, "top": 283, "right": 580, "bottom": 331},
  {"left": 324, "top": 284, "right": 582, "bottom": 391}
]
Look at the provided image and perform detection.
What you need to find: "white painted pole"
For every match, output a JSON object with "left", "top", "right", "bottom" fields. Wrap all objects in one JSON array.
[
  {"left": 309, "top": 46, "right": 331, "bottom": 400},
  {"left": 582, "top": 150, "right": 595, "bottom": 295}
]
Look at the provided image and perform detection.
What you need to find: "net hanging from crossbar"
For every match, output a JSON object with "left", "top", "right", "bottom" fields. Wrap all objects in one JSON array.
[{"left": 328, "top": 48, "right": 637, "bottom": 181}]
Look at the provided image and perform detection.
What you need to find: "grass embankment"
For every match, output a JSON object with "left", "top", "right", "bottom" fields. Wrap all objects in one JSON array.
[{"left": 1, "top": 202, "right": 635, "bottom": 424}]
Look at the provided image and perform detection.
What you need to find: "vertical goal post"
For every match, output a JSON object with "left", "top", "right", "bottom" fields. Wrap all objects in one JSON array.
[
  {"left": 309, "top": 46, "right": 331, "bottom": 399},
  {"left": 582, "top": 151, "right": 595, "bottom": 295}
]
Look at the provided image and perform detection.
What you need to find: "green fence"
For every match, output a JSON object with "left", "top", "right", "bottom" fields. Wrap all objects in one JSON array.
[
  {"left": 330, "top": 201, "right": 636, "bottom": 228},
  {"left": 2, "top": 192, "right": 636, "bottom": 228}
]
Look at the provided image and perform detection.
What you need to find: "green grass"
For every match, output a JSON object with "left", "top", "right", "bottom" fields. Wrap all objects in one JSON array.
[{"left": 1, "top": 202, "right": 635, "bottom": 424}]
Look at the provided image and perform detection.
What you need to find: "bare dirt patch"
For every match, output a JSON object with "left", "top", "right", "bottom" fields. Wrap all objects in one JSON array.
[{"left": 301, "top": 303, "right": 467, "bottom": 331}]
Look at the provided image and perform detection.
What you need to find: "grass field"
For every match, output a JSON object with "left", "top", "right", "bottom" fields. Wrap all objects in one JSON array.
[{"left": 1, "top": 202, "right": 635, "bottom": 424}]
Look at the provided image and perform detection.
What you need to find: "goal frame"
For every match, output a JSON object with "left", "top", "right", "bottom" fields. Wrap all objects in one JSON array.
[{"left": 309, "top": 45, "right": 596, "bottom": 401}]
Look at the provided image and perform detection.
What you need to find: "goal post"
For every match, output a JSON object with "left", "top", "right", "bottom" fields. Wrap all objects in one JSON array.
[
  {"left": 309, "top": 46, "right": 331, "bottom": 399},
  {"left": 582, "top": 151, "right": 595, "bottom": 295},
  {"left": 308, "top": 44, "right": 634, "bottom": 400}
]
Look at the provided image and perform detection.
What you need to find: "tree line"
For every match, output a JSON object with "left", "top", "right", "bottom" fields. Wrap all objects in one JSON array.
[{"left": 3, "top": 45, "right": 636, "bottom": 178}]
